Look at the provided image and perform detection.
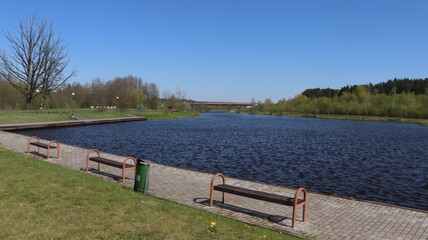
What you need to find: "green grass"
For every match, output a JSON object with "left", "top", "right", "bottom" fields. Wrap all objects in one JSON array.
[
  {"left": 69, "top": 108, "right": 201, "bottom": 120},
  {"left": 0, "top": 149, "right": 302, "bottom": 240},
  {"left": 243, "top": 111, "right": 428, "bottom": 126},
  {"left": 0, "top": 110, "right": 71, "bottom": 124},
  {"left": 0, "top": 109, "right": 201, "bottom": 124}
]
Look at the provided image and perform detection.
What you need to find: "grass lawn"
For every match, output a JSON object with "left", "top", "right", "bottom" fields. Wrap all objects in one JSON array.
[
  {"left": 0, "top": 110, "right": 71, "bottom": 124},
  {"left": 0, "top": 109, "right": 201, "bottom": 124},
  {"left": 0, "top": 149, "right": 302, "bottom": 240},
  {"left": 244, "top": 111, "right": 428, "bottom": 126}
]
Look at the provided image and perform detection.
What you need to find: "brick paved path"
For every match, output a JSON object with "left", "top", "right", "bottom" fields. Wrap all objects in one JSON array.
[{"left": 0, "top": 129, "right": 426, "bottom": 239}]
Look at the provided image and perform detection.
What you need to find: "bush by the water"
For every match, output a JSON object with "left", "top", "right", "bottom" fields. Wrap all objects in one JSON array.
[{"left": 255, "top": 79, "right": 428, "bottom": 119}]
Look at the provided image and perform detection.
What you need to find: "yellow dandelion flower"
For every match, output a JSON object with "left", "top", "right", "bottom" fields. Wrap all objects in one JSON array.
[{"left": 211, "top": 222, "right": 216, "bottom": 225}]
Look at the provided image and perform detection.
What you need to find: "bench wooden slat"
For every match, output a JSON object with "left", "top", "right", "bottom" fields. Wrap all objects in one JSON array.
[
  {"left": 213, "top": 184, "right": 302, "bottom": 206},
  {"left": 30, "top": 142, "right": 58, "bottom": 149},
  {"left": 89, "top": 157, "right": 134, "bottom": 168}
]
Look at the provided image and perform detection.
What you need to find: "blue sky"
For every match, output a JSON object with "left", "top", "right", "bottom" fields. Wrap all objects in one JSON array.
[{"left": 1, "top": 0, "right": 427, "bottom": 102}]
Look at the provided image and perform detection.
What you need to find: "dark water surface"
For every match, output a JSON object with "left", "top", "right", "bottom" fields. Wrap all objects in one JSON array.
[{"left": 15, "top": 112, "right": 428, "bottom": 210}]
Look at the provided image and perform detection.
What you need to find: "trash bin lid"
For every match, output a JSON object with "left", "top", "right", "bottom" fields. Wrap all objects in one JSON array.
[{"left": 137, "top": 159, "right": 152, "bottom": 165}]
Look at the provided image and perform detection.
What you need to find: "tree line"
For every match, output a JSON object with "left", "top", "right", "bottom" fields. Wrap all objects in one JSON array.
[
  {"left": 302, "top": 78, "right": 428, "bottom": 98},
  {"left": 254, "top": 80, "right": 428, "bottom": 119},
  {"left": 0, "top": 75, "right": 190, "bottom": 111},
  {"left": 53, "top": 75, "right": 161, "bottom": 110}
]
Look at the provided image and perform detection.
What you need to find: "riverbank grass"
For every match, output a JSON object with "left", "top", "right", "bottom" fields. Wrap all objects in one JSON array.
[
  {"left": 0, "top": 149, "right": 300, "bottom": 239},
  {"left": 0, "top": 109, "right": 201, "bottom": 124},
  {"left": 245, "top": 111, "right": 428, "bottom": 126}
]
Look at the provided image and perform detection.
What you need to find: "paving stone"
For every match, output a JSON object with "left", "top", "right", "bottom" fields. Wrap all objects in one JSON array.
[{"left": 0, "top": 128, "right": 427, "bottom": 239}]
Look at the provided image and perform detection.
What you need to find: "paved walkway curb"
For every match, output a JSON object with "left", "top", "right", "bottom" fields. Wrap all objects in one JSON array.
[
  {"left": 0, "top": 129, "right": 426, "bottom": 239},
  {"left": 0, "top": 117, "right": 147, "bottom": 131}
]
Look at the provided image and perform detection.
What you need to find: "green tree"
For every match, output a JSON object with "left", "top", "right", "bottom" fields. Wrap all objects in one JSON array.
[
  {"left": 355, "top": 86, "right": 370, "bottom": 115},
  {"left": 125, "top": 86, "right": 147, "bottom": 108}
]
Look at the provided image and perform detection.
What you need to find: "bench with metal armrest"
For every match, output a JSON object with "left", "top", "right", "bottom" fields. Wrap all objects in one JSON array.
[
  {"left": 86, "top": 149, "right": 136, "bottom": 183},
  {"left": 209, "top": 173, "right": 307, "bottom": 228}
]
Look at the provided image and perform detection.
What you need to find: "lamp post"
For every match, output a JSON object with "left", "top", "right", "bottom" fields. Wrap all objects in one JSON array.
[
  {"left": 35, "top": 89, "right": 40, "bottom": 114},
  {"left": 71, "top": 92, "right": 75, "bottom": 118}
]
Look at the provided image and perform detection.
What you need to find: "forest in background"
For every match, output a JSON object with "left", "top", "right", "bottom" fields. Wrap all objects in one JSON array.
[
  {"left": 0, "top": 75, "right": 188, "bottom": 111},
  {"left": 254, "top": 78, "right": 428, "bottom": 119}
]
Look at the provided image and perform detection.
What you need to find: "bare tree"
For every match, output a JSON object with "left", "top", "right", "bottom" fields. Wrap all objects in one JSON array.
[
  {"left": 147, "top": 83, "right": 160, "bottom": 109},
  {"left": 175, "top": 87, "right": 186, "bottom": 100},
  {"left": 90, "top": 78, "right": 107, "bottom": 111},
  {"left": 0, "top": 16, "right": 75, "bottom": 110},
  {"left": 162, "top": 90, "right": 171, "bottom": 100}
]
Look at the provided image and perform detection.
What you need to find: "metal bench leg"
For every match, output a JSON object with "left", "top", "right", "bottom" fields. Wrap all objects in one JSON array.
[
  {"left": 292, "top": 187, "right": 308, "bottom": 228},
  {"left": 27, "top": 140, "right": 31, "bottom": 155},
  {"left": 122, "top": 168, "right": 125, "bottom": 182},
  {"left": 86, "top": 156, "right": 89, "bottom": 172},
  {"left": 303, "top": 204, "right": 307, "bottom": 222},
  {"left": 210, "top": 173, "right": 226, "bottom": 207},
  {"left": 86, "top": 149, "right": 101, "bottom": 172},
  {"left": 27, "top": 136, "right": 40, "bottom": 155},
  {"left": 122, "top": 157, "right": 137, "bottom": 183},
  {"left": 54, "top": 141, "right": 60, "bottom": 158},
  {"left": 292, "top": 206, "right": 297, "bottom": 228},
  {"left": 47, "top": 141, "right": 60, "bottom": 159}
]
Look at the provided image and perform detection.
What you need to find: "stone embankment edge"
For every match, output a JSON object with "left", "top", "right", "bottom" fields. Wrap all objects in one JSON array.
[{"left": 0, "top": 117, "right": 147, "bottom": 131}]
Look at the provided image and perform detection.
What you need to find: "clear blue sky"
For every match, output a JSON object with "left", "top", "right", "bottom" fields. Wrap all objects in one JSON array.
[{"left": 1, "top": 0, "right": 427, "bottom": 102}]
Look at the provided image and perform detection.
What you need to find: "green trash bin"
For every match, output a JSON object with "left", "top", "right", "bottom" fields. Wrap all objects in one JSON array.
[{"left": 134, "top": 159, "right": 151, "bottom": 193}]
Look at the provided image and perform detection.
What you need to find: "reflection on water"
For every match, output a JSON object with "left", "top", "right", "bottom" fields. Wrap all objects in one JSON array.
[{"left": 15, "top": 111, "right": 428, "bottom": 210}]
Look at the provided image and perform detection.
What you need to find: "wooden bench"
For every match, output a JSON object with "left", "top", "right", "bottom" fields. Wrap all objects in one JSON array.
[
  {"left": 209, "top": 173, "right": 307, "bottom": 228},
  {"left": 27, "top": 136, "right": 60, "bottom": 159},
  {"left": 86, "top": 149, "right": 136, "bottom": 183}
]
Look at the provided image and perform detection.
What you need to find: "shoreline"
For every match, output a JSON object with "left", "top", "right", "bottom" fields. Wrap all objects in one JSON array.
[
  {"left": 238, "top": 111, "right": 428, "bottom": 126},
  {"left": 0, "top": 109, "right": 201, "bottom": 125},
  {"left": 0, "top": 117, "right": 147, "bottom": 131}
]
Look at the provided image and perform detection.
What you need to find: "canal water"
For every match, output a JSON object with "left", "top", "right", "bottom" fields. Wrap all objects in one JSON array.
[{"left": 15, "top": 111, "right": 428, "bottom": 210}]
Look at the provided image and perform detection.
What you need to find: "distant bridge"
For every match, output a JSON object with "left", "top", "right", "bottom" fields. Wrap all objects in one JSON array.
[{"left": 188, "top": 101, "right": 255, "bottom": 107}]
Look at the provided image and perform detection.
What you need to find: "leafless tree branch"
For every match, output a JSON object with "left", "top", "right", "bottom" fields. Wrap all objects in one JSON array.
[{"left": 0, "top": 16, "right": 75, "bottom": 109}]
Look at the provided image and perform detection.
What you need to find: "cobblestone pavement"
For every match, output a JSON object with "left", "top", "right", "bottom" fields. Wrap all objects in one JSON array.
[{"left": 0, "top": 130, "right": 427, "bottom": 239}]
